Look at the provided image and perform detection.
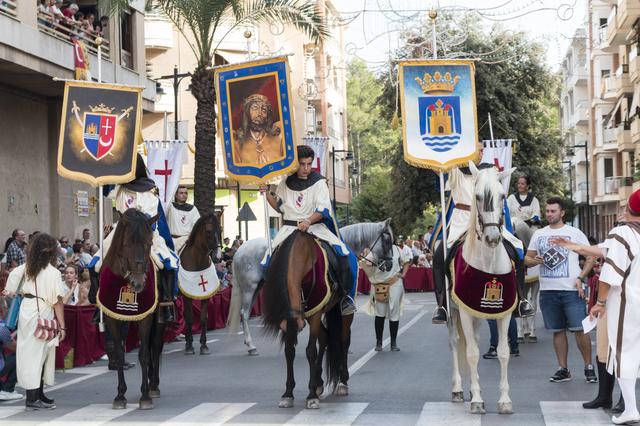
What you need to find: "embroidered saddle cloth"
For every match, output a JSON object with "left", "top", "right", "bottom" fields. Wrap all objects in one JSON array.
[
  {"left": 450, "top": 244, "right": 517, "bottom": 319},
  {"left": 178, "top": 262, "right": 220, "bottom": 300},
  {"left": 97, "top": 262, "right": 158, "bottom": 321}
]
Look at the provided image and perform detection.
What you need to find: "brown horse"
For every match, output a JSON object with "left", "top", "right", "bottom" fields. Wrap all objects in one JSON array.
[
  {"left": 98, "top": 208, "right": 163, "bottom": 410},
  {"left": 262, "top": 230, "right": 344, "bottom": 409},
  {"left": 178, "top": 213, "right": 221, "bottom": 355}
]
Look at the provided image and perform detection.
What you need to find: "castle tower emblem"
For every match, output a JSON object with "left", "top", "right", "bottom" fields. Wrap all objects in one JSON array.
[{"left": 480, "top": 278, "right": 504, "bottom": 309}]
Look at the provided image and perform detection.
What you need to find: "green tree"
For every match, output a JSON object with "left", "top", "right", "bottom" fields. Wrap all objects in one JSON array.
[{"left": 105, "top": 0, "right": 327, "bottom": 214}]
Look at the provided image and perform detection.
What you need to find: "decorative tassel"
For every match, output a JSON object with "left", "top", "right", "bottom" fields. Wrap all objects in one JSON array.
[{"left": 391, "top": 112, "right": 399, "bottom": 130}]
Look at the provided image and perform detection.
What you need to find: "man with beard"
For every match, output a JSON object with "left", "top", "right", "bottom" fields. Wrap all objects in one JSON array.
[{"left": 234, "top": 94, "right": 284, "bottom": 165}]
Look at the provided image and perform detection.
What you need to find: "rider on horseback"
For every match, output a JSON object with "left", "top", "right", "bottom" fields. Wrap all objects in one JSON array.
[
  {"left": 431, "top": 163, "right": 535, "bottom": 324},
  {"left": 260, "top": 145, "right": 358, "bottom": 315},
  {"left": 507, "top": 175, "right": 541, "bottom": 232}
]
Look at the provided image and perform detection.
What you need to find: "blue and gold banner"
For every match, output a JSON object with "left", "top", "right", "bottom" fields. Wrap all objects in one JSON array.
[
  {"left": 399, "top": 60, "right": 479, "bottom": 171},
  {"left": 215, "top": 56, "right": 298, "bottom": 183},
  {"left": 57, "top": 81, "right": 142, "bottom": 186}
]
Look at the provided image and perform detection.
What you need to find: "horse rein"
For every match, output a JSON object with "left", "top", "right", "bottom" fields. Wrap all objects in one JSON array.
[
  {"left": 357, "top": 228, "right": 392, "bottom": 270},
  {"left": 475, "top": 207, "right": 504, "bottom": 239}
]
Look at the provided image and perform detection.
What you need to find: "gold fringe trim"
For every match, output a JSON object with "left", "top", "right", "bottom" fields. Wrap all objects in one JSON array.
[
  {"left": 305, "top": 243, "right": 332, "bottom": 318},
  {"left": 97, "top": 268, "right": 159, "bottom": 321}
]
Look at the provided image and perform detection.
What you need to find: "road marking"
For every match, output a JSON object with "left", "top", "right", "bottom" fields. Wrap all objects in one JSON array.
[
  {"left": 0, "top": 407, "right": 25, "bottom": 420},
  {"left": 285, "top": 402, "right": 368, "bottom": 425},
  {"left": 162, "top": 402, "right": 254, "bottom": 425},
  {"left": 42, "top": 403, "right": 135, "bottom": 425},
  {"left": 348, "top": 308, "right": 428, "bottom": 375},
  {"left": 47, "top": 366, "right": 109, "bottom": 393},
  {"left": 417, "top": 402, "right": 480, "bottom": 425},
  {"left": 164, "top": 339, "right": 219, "bottom": 354},
  {"left": 540, "top": 401, "right": 611, "bottom": 425}
]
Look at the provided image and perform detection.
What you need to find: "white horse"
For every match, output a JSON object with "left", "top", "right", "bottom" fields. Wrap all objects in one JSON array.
[
  {"left": 227, "top": 219, "right": 395, "bottom": 355},
  {"left": 448, "top": 162, "right": 517, "bottom": 415}
]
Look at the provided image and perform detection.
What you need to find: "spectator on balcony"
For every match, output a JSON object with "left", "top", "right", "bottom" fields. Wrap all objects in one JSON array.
[
  {"left": 86, "top": 12, "right": 96, "bottom": 33},
  {"left": 49, "top": 0, "right": 64, "bottom": 24},
  {"left": 62, "top": 2, "right": 78, "bottom": 21},
  {"left": 95, "top": 15, "right": 109, "bottom": 39}
]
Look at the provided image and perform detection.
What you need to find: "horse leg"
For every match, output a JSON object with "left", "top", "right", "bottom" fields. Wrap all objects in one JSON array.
[
  {"left": 279, "top": 319, "right": 296, "bottom": 408},
  {"left": 315, "top": 325, "right": 327, "bottom": 397},
  {"left": 149, "top": 318, "right": 166, "bottom": 398},
  {"left": 183, "top": 296, "right": 195, "bottom": 355},
  {"left": 335, "top": 314, "right": 353, "bottom": 396},
  {"left": 137, "top": 315, "right": 154, "bottom": 410},
  {"left": 459, "top": 310, "right": 484, "bottom": 414},
  {"left": 448, "top": 309, "right": 464, "bottom": 402},
  {"left": 105, "top": 318, "right": 127, "bottom": 409},
  {"left": 199, "top": 298, "right": 210, "bottom": 355},
  {"left": 496, "top": 315, "right": 513, "bottom": 414},
  {"left": 242, "top": 286, "right": 259, "bottom": 355},
  {"left": 305, "top": 316, "right": 321, "bottom": 409}
]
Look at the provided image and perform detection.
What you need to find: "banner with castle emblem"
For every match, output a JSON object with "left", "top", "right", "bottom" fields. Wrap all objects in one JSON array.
[
  {"left": 57, "top": 80, "right": 143, "bottom": 186},
  {"left": 214, "top": 56, "right": 298, "bottom": 183},
  {"left": 398, "top": 60, "right": 479, "bottom": 171}
]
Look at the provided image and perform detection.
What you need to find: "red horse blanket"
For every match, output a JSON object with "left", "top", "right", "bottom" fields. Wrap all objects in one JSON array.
[
  {"left": 97, "top": 262, "right": 158, "bottom": 321},
  {"left": 450, "top": 244, "right": 517, "bottom": 319},
  {"left": 302, "top": 241, "right": 332, "bottom": 318}
]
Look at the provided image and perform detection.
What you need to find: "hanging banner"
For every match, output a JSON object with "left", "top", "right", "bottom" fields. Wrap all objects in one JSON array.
[
  {"left": 302, "top": 136, "right": 329, "bottom": 175},
  {"left": 481, "top": 138, "right": 513, "bottom": 191},
  {"left": 57, "top": 80, "right": 143, "bottom": 186},
  {"left": 398, "top": 60, "right": 479, "bottom": 171},
  {"left": 145, "top": 140, "right": 187, "bottom": 210},
  {"left": 73, "top": 39, "right": 91, "bottom": 81},
  {"left": 215, "top": 56, "right": 298, "bottom": 183}
]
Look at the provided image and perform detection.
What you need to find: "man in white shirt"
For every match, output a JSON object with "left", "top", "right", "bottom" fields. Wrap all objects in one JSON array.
[
  {"left": 396, "top": 236, "right": 413, "bottom": 262},
  {"left": 166, "top": 185, "right": 200, "bottom": 253},
  {"left": 525, "top": 196, "right": 596, "bottom": 384}
]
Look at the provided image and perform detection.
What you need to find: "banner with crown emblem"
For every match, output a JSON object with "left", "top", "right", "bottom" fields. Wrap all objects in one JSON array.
[
  {"left": 398, "top": 60, "right": 479, "bottom": 171},
  {"left": 57, "top": 80, "right": 143, "bottom": 186}
]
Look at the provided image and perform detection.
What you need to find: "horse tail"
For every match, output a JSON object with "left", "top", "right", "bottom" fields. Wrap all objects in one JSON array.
[
  {"left": 323, "top": 304, "right": 343, "bottom": 388},
  {"left": 262, "top": 233, "right": 297, "bottom": 337},
  {"left": 226, "top": 276, "right": 242, "bottom": 333}
]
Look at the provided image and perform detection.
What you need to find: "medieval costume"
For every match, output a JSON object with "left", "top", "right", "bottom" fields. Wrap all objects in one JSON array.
[
  {"left": 507, "top": 191, "right": 541, "bottom": 228},
  {"left": 166, "top": 200, "right": 200, "bottom": 253},
  {"left": 362, "top": 245, "right": 410, "bottom": 351}
]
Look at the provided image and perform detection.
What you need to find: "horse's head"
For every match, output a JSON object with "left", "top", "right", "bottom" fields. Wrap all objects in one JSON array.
[
  {"left": 369, "top": 218, "right": 395, "bottom": 272},
  {"left": 469, "top": 162, "right": 514, "bottom": 248},
  {"left": 191, "top": 213, "right": 221, "bottom": 253},
  {"left": 103, "top": 208, "right": 153, "bottom": 292}
]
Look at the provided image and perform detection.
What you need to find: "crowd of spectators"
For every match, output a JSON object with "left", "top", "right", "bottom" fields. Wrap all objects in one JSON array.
[{"left": 37, "top": 1, "right": 109, "bottom": 43}]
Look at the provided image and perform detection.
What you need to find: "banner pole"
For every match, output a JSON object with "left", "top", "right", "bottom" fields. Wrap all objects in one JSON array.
[
  {"left": 263, "top": 194, "right": 273, "bottom": 256},
  {"left": 97, "top": 41, "right": 105, "bottom": 331},
  {"left": 488, "top": 112, "right": 495, "bottom": 141}
]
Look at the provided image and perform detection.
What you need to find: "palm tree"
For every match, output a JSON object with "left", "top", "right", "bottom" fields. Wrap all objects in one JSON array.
[{"left": 106, "top": 0, "right": 328, "bottom": 214}]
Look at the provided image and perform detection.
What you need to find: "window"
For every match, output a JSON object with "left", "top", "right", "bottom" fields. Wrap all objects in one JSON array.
[
  {"left": 604, "top": 158, "right": 614, "bottom": 178},
  {"left": 120, "top": 9, "right": 133, "bottom": 69}
]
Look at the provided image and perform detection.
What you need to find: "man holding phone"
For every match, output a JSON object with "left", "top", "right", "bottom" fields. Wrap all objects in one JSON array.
[{"left": 525, "top": 196, "right": 596, "bottom": 384}]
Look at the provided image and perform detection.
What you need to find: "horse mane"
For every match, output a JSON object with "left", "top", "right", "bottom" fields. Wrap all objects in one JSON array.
[
  {"left": 183, "top": 213, "right": 220, "bottom": 252},
  {"left": 103, "top": 209, "right": 151, "bottom": 273},
  {"left": 262, "top": 231, "right": 300, "bottom": 338},
  {"left": 340, "top": 222, "right": 389, "bottom": 254}
]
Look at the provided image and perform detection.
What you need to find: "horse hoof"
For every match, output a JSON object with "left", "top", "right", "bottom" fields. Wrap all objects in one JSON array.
[
  {"left": 248, "top": 348, "right": 259, "bottom": 356},
  {"left": 139, "top": 398, "right": 153, "bottom": 410},
  {"left": 306, "top": 398, "right": 320, "bottom": 409},
  {"left": 112, "top": 399, "right": 127, "bottom": 410},
  {"left": 470, "top": 402, "right": 486, "bottom": 414},
  {"left": 200, "top": 346, "right": 210, "bottom": 355},
  {"left": 278, "top": 397, "right": 294, "bottom": 408},
  {"left": 451, "top": 391, "right": 464, "bottom": 403},
  {"left": 334, "top": 383, "right": 349, "bottom": 396},
  {"left": 316, "top": 385, "right": 324, "bottom": 397},
  {"left": 498, "top": 402, "right": 513, "bottom": 414},
  {"left": 184, "top": 346, "right": 195, "bottom": 355},
  {"left": 149, "top": 389, "right": 161, "bottom": 399}
]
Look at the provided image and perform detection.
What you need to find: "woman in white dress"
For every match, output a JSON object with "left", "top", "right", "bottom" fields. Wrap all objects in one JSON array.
[{"left": 5, "top": 234, "right": 66, "bottom": 410}]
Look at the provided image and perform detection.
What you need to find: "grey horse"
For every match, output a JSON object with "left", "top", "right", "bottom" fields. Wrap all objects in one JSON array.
[{"left": 227, "top": 219, "right": 394, "bottom": 355}]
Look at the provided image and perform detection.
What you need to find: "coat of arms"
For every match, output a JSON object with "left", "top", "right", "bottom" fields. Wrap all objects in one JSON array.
[
  {"left": 71, "top": 101, "right": 133, "bottom": 161},
  {"left": 415, "top": 72, "right": 461, "bottom": 153}
]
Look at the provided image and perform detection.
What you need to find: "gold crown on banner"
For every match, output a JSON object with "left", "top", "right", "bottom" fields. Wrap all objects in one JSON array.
[
  {"left": 415, "top": 71, "right": 460, "bottom": 94},
  {"left": 89, "top": 103, "right": 115, "bottom": 114}
]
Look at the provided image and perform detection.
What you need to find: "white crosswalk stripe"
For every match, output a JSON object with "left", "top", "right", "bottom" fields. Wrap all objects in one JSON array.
[
  {"left": 39, "top": 403, "right": 135, "bottom": 425},
  {"left": 162, "top": 402, "right": 254, "bottom": 425},
  {"left": 0, "top": 406, "right": 26, "bottom": 420},
  {"left": 417, "top": 402, "right": 481, "bottom": 426},
  {"left": 285, "top": 402, "right": 368, "bottom": 425},
  {"left": 540, "top": 401, "right": 612, "bottom": 425}
]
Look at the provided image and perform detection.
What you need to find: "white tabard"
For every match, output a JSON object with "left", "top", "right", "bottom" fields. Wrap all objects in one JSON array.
[
  {"left": 507, "top": 193, "right": 541, "bottom": 227},
  {"left": 178, "top": 262, "right": 220, "bottom": 300},
  {"left": 598, "top": 223, "right": 640, "bottom": 379},
  {"left": 361, "top": 246, "right": 411, "bottom": 321},
  {"left": 271, "top": 175, "right": 348, "bottom": 255},
  {"left": 166, "top": 202, "right": 200, "bottom": 253}
]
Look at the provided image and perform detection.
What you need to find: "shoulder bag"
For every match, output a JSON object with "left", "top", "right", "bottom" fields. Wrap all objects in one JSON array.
[{"left": 33, "top": 278, "right": 59, "bottom": 341}]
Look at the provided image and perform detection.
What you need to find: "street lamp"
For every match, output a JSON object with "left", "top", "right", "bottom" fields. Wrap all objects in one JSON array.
[
  {"left": 156, "top": 65, "right": 192, "bottom": 139},
  {"left": 566, "top": 142, "right": 590, "bottom": 233},
  {"left": 330, "top": 147, "right": 353, "bottom": 212},
  {"left": 561, "top": 160, "right": 573, "bottom": 198}
]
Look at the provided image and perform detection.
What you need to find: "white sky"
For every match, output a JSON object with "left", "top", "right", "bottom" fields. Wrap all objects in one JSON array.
[{"left": 334, "top": 0, "right": 588, "bottom": 72}]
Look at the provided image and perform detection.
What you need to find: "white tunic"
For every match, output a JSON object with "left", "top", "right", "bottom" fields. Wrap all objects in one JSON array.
[
  {"left": 507, "top": 193, "right": 541, "bottom": 226},
  {"left": 361, "top": 246, "right": 410, "bottom": 321},
  {"left": 598, "top": 224, "right": 640, "bottom": 379},
  {"left": 6, "top": 264, "right": 63, "bottom": 389},
  {"left": 166, "top": 202, "right": 200, "bottom": 253},
  {"left": 271, "top": 176, "right": 348, "bottom": 255}
]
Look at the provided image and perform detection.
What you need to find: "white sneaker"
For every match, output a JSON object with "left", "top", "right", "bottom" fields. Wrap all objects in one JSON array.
[
  {"left": 0, "top": 390, "right": 23, "bottom": 401},
  {"left": 100, "top": 354, "right": 109, "bottom": 361}
]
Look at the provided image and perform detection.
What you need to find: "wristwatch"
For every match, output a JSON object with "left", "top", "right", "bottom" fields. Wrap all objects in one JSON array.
[{"left": 596, "top": 299, "right": 606, "bottom": 306}]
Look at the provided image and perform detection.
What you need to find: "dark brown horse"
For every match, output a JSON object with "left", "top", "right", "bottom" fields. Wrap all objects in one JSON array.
[
  {"left": 178, "top": 213, "right": 221, "bottom": 355},
  {"left": 98, "top": 209, "right": 163, "bottom": 410},
  {"left": 262, "top": 230, "right": 344, "bottom": 409}
]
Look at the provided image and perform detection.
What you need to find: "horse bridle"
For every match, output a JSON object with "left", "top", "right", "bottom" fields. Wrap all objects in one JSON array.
[
  {"left": 475, "top": 203, "right": 504, "bottom": 239},
  {"left": 358, "top": 228, "right": 392, "bottom": 270}
]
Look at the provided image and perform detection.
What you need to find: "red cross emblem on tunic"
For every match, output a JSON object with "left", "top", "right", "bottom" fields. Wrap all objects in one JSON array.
[
  {"left": 198, "top": 275, "right": 208, "bottom": 292},
  {"left": 154, "top": 159, "right": 173, "bottom": 203}
]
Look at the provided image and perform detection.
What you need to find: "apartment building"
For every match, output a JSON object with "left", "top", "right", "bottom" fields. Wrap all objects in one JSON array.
[{"left": 0, "top": 0, "right": 155, "bottom": 238}]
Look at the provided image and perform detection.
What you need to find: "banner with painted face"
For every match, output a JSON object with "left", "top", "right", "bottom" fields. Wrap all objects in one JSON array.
[
  {"left": 215, "top": 56, "right": 298, "bottom": 183},
  {"left": 398, "top": 60, "right": 479, "bottom": 171},
  {"left": 57, "top": 81, "right": 142, "bottom": 186}
]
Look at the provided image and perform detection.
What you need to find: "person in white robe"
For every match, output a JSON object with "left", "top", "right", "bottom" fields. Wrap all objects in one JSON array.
[
  {"left": 507, "top": 175, "right": 541, "bottom": 230},
  {"left": 362, "top": 245, "right": 411, "bottom": 351},
  {"left": 166, "top": 185, "right": 201, "bottom": 253},
  {"left": 5, "top": 234, "right": 66, "bottom": 410}
]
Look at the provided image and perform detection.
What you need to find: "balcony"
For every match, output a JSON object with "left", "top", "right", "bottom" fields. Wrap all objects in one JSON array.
[
  {"left": 572, "top": 100, "right": 589, "bottom": 126},
  {"left": 604, "top": 127, "right": 617, "bottom": 144},
  {"left": 594, "top": 24, "right": 609, "bottom": 52},
  {"left": 605, "top": 176, "right": 634, "bottom": 198},
  {"left": 632, "top": 116, "right": 640, "bottom": 142},
  {"left": 573, "top": 182, "right": 588, "bottom": 204},
  {"left": 601, "top": 75, "right": 617, "bottom": 100},
  {"left": 144, "top": 13, "right": 173, "bottom": 50},
  {"left": 630, "top": 45, "right": 640, "bottom": 83},
  {"left": 614, "top": 64, "right": 633, "bottom": 98},
  {"left": 37, "top": 11, "right": 110, "bottom": 58},
  {"left": 0, "top": 0, "right": 17, "bottom": 19},
  {"left": 606, "top": 1, "right": 640, "bottom": 50},
  {"left": 616, "top": 122, "right": 633, "bottom": 151}
]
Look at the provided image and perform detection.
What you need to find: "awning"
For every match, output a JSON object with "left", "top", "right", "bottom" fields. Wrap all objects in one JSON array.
[
  {"left": 630, "top": 88, "right": 640, "bottom": 118},
  {"left": 605, "top": 95, "right": 626, "bottom": 127}
]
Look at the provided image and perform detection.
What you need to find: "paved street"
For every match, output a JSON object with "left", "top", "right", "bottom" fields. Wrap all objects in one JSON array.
[{"left": 0, "top": 292, "right": 619, "bottom": 425}]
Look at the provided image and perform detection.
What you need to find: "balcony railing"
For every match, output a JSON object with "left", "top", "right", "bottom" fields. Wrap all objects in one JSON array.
[
  {"left": 605, "top": 176, "right": 633, "bottom": 194},
  {"left": 597, "top": 25, "right": 608, "bottom": 47},
  {"left": 36, "top": 11, "right": 110, "bottom": 58},
  {"left": 0, "top": 0, "right": 17, "bottom": 19}
]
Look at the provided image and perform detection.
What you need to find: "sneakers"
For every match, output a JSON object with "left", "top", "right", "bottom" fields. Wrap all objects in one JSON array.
[
  {"left": 585, "top": 365, "right": 598, "bottom": 383},
  {"left": 510, "top": 347, "right": 520, "bottom": 357},
  {"left": 550, "top": 367, "right": 572, "bottom": 382},
  {"left": 0, "top": 390, "right": 23, "bottom": 401},
  {"left": 482, "top": 346, "right": 497, "bottom": 359},
  {"left": 340, "top": 296, "right": 357, "bottom": 316}
]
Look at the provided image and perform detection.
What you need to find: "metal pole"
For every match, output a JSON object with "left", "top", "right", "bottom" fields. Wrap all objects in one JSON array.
[
  {"left": 97, "top": 42, "right": 105, "bottom": 332},
  {"left": 173, "top": 65, "right": 179, "bottom": 140},
  {"left": 584, "top": 143, "right": 590, "bottom": 235},
  {"left": 331, "top": 147, "right": 337, "bottom": 212},
  {"left": 263, "top": 193, "right": 273, "bottom": 255},
  {"left": 237, "top": 182, "right": 242, "bottom": 238},
  {"left": 488, "top": 112, "right": 495, "bottom": 141}
]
